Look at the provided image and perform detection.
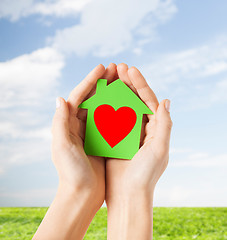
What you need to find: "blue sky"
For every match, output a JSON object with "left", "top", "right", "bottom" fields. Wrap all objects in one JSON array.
[{"left": 0, "top": 0, "right": 227, "bottom": 207}]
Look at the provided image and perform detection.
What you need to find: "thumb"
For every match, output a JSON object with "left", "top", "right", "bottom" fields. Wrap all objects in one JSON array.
[
  {"left": 52, "top": 97, "right": 70, "bottom": 146},
  {"left": 155, "top": 99, "right": 173, "bottom": 147}
]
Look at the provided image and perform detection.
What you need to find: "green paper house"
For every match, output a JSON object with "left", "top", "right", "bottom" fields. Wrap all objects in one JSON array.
[{"left": 79, "top": 79, "right": 153, "bottom": 159}]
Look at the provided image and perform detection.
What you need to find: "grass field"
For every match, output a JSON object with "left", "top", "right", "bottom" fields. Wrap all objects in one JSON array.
[{"left": 0, "top": 207, "right": 226, "bottom": 239}]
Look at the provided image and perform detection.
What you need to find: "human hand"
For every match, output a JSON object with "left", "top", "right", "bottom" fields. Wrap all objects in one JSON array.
[
  {"left": 34, "top": 64, "right": 121, "bottom": 240},
  {"left": 105, "top": 63, "right": 172, "bottom": 239},
  {"left": 52, "top": 64, "right": 109, "bottom": 208},
  {"left": 106, "top": 63, "right": 172, "bottom": 199}
]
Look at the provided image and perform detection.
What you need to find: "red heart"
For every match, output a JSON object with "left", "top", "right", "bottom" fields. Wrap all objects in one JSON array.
[{"left": 94, "top": 104, "right": 137, "bottom": 148}]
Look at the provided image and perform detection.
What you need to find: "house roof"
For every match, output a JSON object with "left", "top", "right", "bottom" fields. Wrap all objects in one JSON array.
[{"left": 79, "top": 79, "right": 153, "bottom": 115}]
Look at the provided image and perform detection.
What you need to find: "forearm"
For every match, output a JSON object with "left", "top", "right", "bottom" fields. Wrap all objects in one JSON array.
[
  {"left": 106, "top": 190, "right": 154, "bottom": 240},
  {"left": 33, "top": 183, "right": 99, "bottom": 240}
]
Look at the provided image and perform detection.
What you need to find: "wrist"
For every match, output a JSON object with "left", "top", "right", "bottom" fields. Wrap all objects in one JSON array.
[
  {"left": 57, "top": 181, "right": 104, "bottom": 211},
  {"left": 106, "top": 188, "right": 154, "bottom": 209},
  {"left": 106, "top": 190, "right": 154, "bottom": 240},
  {"left": 106, "top": 179, "right": 155, "bottom": 206},
  {"left": 33, "top": 181, "right": 101, "bottom": 240}
]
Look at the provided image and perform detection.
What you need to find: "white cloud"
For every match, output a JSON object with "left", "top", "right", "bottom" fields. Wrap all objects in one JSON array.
[
  {"left": 0, "top": 0, "right": 91, "bottom": 21},
  {"left": 0, "top": 188, "right": 56, "bottom": 206},
  {"left": 139, "top": 36, "right": 227, "bottom": 111},
  {"left": 0, "top": 47, "right": 64, "bottom": 108},
  {"left": 170, "top": 150, "right": 227, "bottom": 168},
  {"left": 154, "top": 186, "right": 192, "bottom": 206},
  {"left": 0, "top": 115, "right": 52, "bottom": 174},
  {"left": 170, "top": 148, "right": 192, "bottom": 154},
  {"left": 31, "top": 0, "right": 92, "bottom": 17},
  {"left": 0, "top": 0, "right": 177, "bottom": 57},
  {"left": 211, "top": 79, "right": 227, "bottom": 103},
  {"left": 51, "top": 0, "right": 177, "bottom": 57},
  {"left": 174, "top": 153, "right": 227, "bottom": 168},
  {"left": 141, "top": 36, "right": 227, "bottom": 91},
  {"left": 0, "top": 137, "right": 51, "bottom": 171},
  {"left": 154, "top": 185, "right": 227, "bottom": 207},
  {"left": 0, "top": 0, "right": 32, "bottom": 21},
  {"left": 0, "top": 122, "right": 51, "bottom": 140},
  {"left": 0, "top": 47, "right": 64, "bottom": 174},
  {"left": 155, "top": 148, "right": 227, "bottom": 206}
]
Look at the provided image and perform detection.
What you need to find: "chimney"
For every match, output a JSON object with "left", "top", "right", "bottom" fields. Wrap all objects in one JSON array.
[{"left": 96, "top": 79, "right": 107, "bottom": 95}]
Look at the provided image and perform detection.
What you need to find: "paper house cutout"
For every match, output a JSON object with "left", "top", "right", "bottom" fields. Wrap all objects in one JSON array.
[{"left": 79, "top": 79, "right": 153, "bottom": 159}]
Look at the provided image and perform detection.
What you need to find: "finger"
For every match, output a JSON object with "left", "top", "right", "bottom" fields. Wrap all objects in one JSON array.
[
  {"left": 67, "top": 64, "right": 105, "bottom": 113},
  {"left": 85, "top": 63, "right": 117, "bottom": 100},
  {"left": 102, "top": 63, "right": 118, "bottom": 83},
  {"left": 76, "top": 108, "right": 87, "bottom": 122},
  {"left": 117, "top": 63, "right": 138, "bottom": 94},
  {"left": 139, "top": 117, "right": 147, "bottom": 147},
  {"left": 113, "top": 66, "right": 119, "bottom": 80},
  {"left": 128, "top": 66, "right": 159, "bottom": 115},
  {"left": 76, "top": 63, "right": 118, "bottom": 121},
  {"left": 154, "top": 99, "right": 172, "bottom": 148},
  {"left": 52, "top": 97, "right": 70, "bottom": 146},
  {"left": 78, "top": 120, "right": 86, "bottom": 141}
]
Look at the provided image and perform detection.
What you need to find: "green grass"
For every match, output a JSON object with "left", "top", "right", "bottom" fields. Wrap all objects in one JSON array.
[{"left": 0, "top": 207, "right": 226, "bottom": 239}]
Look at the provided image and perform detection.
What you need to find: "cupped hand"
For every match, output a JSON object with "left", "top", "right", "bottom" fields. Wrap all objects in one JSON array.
[
  {"left": 105, "top": 63, "right": 173, "bottom": 204},
  {"left": 51, "top": 64, "right": 116, "bottom": 208}
]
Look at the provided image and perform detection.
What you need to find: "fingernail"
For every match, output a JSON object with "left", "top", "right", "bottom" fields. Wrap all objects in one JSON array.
[
  {"left": 56, "top": 97, "right": 61, "bottom": 109},
  {"left": 165, "top": 99, "right": 171, "bottom": 112}
]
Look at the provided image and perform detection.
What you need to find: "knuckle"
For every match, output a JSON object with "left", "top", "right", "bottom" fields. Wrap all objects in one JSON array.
[
  {"left": 166, "top": 119, "right": 173, "bottom": 130},
  {"left": 157, "top": 118, "right": 173, "bottom": 130},
  {"left": 158, "top": 147, "right": 168, "bottom": 159},
  {"left": 52, "top": 115, "right": 68, "bottom": 128}
]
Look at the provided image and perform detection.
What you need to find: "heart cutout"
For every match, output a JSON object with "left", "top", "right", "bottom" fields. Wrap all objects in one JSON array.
[{"left": 94, "top": 104, "right": 137, "bottom": 148}]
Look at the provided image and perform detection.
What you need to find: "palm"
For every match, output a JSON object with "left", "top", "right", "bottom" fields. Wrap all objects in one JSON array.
[
  {"left": 54, "top": 64, "right": 107, "bottom": 202},
  {"left": 105, "top": 63, "right": 171, "bottom": 202},
  {"left": 59, "top": 112, "right": 104, "bottom": 186},
  {"left": 66, "top": 63, "right": 119, "bottom": 177},
  {"left": 105, "top": 116, "right": 159, "bottom": 198}
]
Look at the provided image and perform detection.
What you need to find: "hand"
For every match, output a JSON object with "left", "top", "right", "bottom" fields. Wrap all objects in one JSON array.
[
  {"left": 52, "top": 64, "right": 107, "bottom": 207},
  {"left": 105, "top": 63, "right": 173, "bottom": 240},
  {"left": 33, "top": 64, "right": 119, "bottom": 240}
]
